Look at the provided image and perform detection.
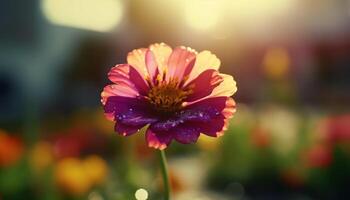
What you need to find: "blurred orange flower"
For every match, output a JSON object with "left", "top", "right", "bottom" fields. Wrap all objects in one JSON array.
[
  {"left": 0, "top": 130, "right": 24, "bottom": 167},
  {"left": 250, "top": 126, "right": 271, "bottom": 148}
]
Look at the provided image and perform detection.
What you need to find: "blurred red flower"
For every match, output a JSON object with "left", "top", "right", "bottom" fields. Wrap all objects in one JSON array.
[
  {"left": 304, "top": 144, "right": 332, "bottom": 168},
  {"left": 323, "top": 114, "right": 350, "bottom": 144}
]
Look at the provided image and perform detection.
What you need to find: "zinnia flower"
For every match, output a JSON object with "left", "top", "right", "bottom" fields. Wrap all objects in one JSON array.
[{"left": 101, "top": 43, "right": 237, "bottom": 149}]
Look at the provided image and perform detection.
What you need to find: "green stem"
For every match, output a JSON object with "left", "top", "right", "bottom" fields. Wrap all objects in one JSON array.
[{"left": 159, "top": 150, "right": 171, "bottom": 200}]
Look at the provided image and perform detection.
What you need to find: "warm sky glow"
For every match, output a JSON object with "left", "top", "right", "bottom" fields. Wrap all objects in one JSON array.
[
  {"left": 41, "top": 0, "right": 124, "bottom": 32},
  {"left": 184, "top": 0, "right": 222, "bottom": 31},
  {"left": 183, "top": 0, "right": 294, "bottom": 33}
]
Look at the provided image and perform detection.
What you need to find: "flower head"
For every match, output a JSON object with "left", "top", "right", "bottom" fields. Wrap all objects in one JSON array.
[{"left": 101, "top": 43, "right": 237, "bottom": 149}]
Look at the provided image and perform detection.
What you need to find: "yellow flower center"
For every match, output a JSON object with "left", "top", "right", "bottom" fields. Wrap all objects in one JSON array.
[{"left": 146, "top": 76, "right": 193, "bottom": 113}]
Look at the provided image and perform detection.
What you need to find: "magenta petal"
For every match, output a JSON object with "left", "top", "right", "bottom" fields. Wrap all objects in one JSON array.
[
  {"left": 172, "top": 124, "right": 200, "bottom": 144},
  {"left": 188, "top": 97, "right": 235, "bottom": 137},
  {"left": 129, "top": 67, "right": 150, "bottom": 95},
  {"left": 150, "top": 97, "right": 229, "bottom": 132},
  {"left": 105, "top": 96, "right": 157, "bottom": 126},
  {"left": 115, "top": 123, "right": 143, "bottom": 136},
  {"left": 184, "top": 69, "right": 223, "bottom": 102},
  {"left": 145, "top": 128, "right": 173, "bottom": 150},
  {"left": 151, "top": 108, "right": 220, "bottom": 132},
  {"left": 191, "top": 118, "right": 226, "bottom": 137},
  {"left": 187, "top": 96, "right": 228, "bottom": 111}
]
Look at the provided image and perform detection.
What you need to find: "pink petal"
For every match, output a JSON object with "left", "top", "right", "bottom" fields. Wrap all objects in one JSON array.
[
  {"left": 166, "top": 46, "right": 196, "bottom": 82},
  {"left": 145, "top": 128, "right": 173, "bottom": 150},
  {"left": 210, "top": 73, "right": 237, "bottom": 97},
  {"left": 101, "top": 84, "right": 138, "bottom": 105},
  {"left": 108, "top": 64, "right": 149, "bottom": 95},
  {"left": 222, "top": 97, "right": 236, "bottom": 118},
  {"left": 145, "top": 50, "right": 159, "bottom": 80},
  {"left": 104, "top": 112, "right": 115, "bottom": 121},
  {"left": 187, "top": 50, "right": 221, "bottom": 83},
  {"left": 149, "top": 43, "right": 172, "bottom": 76},
  {"left": 184, "top": 69, "right": 223, "bottom": 102},
  {"left": 127, "top": 48, "right": 148, "bottom": 76}
]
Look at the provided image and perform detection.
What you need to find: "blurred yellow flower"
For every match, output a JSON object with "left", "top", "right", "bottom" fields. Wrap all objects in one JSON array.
[
  {"left": 55, "top": 155, "right": 108, "bottom": 196},
  {"left": 83, "top": 155, "right": 108, "bottom": 185},
  {"left": 262, "top": 47, "right": 290, "bottom": 80},
  {"left": 30, "top": 141, "right": 54, "bottom": 172},
  {"left": 55, "top": 158, "right": 92, "bottom": 195}
]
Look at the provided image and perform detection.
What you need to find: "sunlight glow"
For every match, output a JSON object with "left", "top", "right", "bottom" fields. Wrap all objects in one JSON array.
[
  {"left": 41, "top": 0, "right": 123, "bottom": 32},
  {"left": 183, "top": 0, "right": 294, "bottom": 32}
]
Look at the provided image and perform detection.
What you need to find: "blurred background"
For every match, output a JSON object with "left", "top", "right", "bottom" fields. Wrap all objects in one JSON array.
[{"left": 0, "top": 0, "right": 350, "bottom": 199}]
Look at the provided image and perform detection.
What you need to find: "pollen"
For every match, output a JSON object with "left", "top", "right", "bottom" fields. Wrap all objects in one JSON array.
[{"left": 146, "top": 77, "right": 193, "bottom": 113}]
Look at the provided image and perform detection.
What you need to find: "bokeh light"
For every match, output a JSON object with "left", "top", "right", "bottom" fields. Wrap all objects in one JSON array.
[{"left": 135, "top": 188, "right": 148, "bottom": 200}]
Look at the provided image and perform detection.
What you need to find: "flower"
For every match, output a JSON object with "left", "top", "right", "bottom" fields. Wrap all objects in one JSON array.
[
  {"left": 55, "top": 155, "right": 108, "bottom": 195},
  {"left": 0, "top": 130, "right": 24, "bottom": 167},
  {"left": 30, "top": 141, "right": 54, "bottom": 172},
  {"left": 101, "top": 43, "right": 237, "bottom": 149},
  {"left": 250, "top": 126, "right": 271, "bottom": 148},
  {"left": 303, "top": 144, "right": 332, "bottom": 168},
  {"left": 55, "top": 157, "right": 91, "bottom": 195},
  {"left": 83, "top": 155, "right": 108, "bottom": 185},
  {"left": 320, "top": 114, "right": 350, "bottom": 144}
]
